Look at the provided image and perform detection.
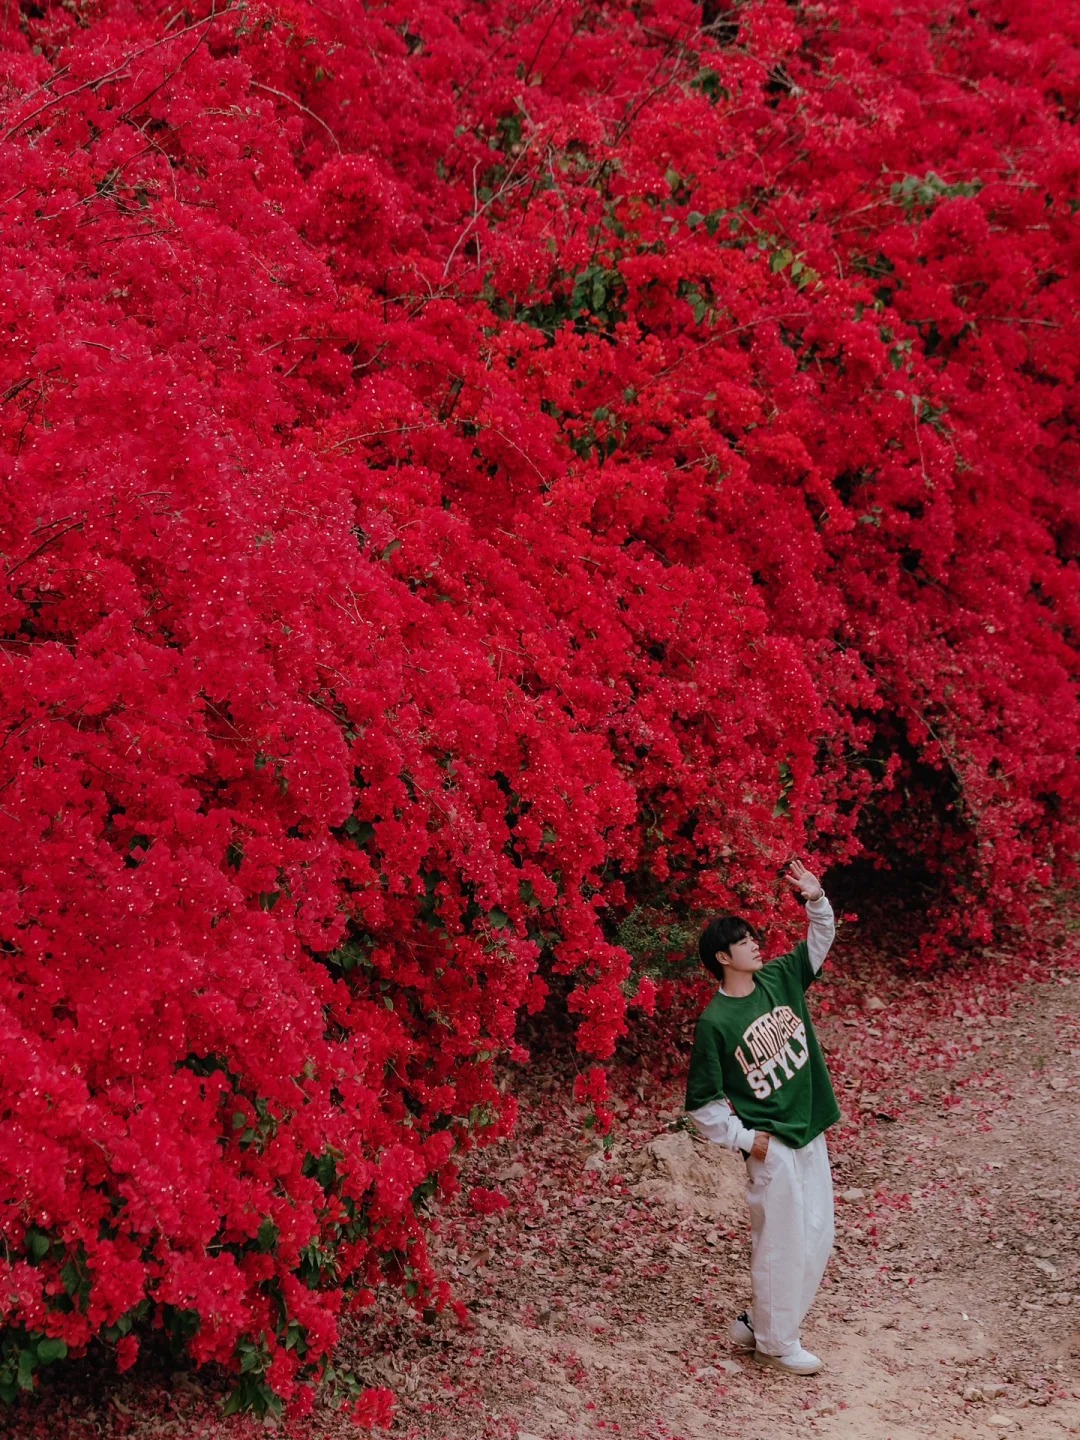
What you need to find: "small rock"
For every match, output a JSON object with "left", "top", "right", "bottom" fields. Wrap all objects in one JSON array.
[
  {"left": 716, "top": 1358, "right": 742, "bottom": 1375},
  {"left": 694, "top": 1365, "right": 719, "bottom": 1381},
  {"left": 986, "top": 1415, "right": 1012, "bottom": 1429},
  {"left": 1048, "top": 1076, "right": 1069, "bottom": 1091},
  {"left": 518, "top": 1433, "right": 544, "bottom": 1440},
  {"left": 1033, "top": 1258, "right": 1058, "bottom": 1279},
  {"left": 964, "top": 1385, "right": 985, "bottom": 1403},
  {"left": 839, "top": 1188, "right": 866, "bottom": 1202},
  {"left": 865, "top": 996, "right": 887, "bottom": 1012},
  {"left": 497, "top": 1162, "right": 527, "bottom": 1181},
  {"left": 584, "top": 1313, "right": 607, "bottom": 1332}
]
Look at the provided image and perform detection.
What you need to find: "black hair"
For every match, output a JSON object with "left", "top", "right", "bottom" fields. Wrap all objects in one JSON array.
[{"left": 698, "top": 915, "right": 760, "bottom": 982}]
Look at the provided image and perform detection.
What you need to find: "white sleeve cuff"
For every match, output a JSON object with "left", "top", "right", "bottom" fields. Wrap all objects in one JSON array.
[{"left": 686, "top": 1099, "right": 755, "bottom": 1154}]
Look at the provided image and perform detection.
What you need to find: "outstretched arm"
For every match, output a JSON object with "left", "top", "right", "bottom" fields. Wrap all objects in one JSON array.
[{"left": 787, "top": 858, "right": 835, "bottom": 974}]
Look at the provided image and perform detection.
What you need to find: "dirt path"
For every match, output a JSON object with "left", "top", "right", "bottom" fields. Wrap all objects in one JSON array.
[
  {"left": 370, "top": 963, "right": 1080, "bottom": 1440},
  {"left": 4, "top": 950, "right": 1078, "bottom": 1440}
]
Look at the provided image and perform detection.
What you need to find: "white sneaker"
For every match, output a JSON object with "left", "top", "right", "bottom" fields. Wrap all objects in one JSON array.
[
  {"left": 730, "top": 1311, "right": 755, "bottom": 1348},
  {"left": 754, "top": 1345, "right": 823, "bottom": 1376}
]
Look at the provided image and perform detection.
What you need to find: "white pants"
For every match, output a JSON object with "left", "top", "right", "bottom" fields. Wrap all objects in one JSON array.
[{"left": 745, "top": 1132, "right": 834, "bottom": 1355}]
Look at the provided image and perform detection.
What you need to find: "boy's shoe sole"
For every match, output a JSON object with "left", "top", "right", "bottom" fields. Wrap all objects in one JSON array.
[
  {"left": 730, "top": 1311, "right": 755, "bottom": 1349},
  {"left": 753, "top": 1348, "right": 823, "bottom": 1376}
]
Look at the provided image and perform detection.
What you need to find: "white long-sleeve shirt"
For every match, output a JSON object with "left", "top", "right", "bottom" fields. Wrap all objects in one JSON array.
[{"left": 686, "top": 894, "right": 835, "bottom": 1154}]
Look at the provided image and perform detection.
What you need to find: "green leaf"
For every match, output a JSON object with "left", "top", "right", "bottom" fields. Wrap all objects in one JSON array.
[
  {"left": 35, "top": 1338, "right": 67, "bottom": 1364},
  {"left": 26, "top": 1230, "right": 50, "bottom": 1262},
  {"left": 690, "top": 68, "right": 728, "bottom": 104},
  {"left": 682, "top": 284, "right": 709, "bottom": 325},
  {"left": 344, "top": 817, "right": 376, "bottom": 846},
  {"left": 16, "top": 1349, "right": 36, "bottom": 1391},
  {"left": 61, "top": 1259, "right": 88, "bottom": 1301},
  {"left": 772, "top": 759, "right": 795, "bottom": 817},
  {"left": 327, "top": 940, "right": 370, "bottom": 973}
]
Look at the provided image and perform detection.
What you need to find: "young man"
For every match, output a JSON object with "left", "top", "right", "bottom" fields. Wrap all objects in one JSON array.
[{"left": 684, "top": 858, "right": 838, "bottom": 1375}]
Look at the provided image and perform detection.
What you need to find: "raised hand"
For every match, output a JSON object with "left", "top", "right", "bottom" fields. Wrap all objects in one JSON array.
[{"left": 786, "top": 857, "right": 824, "bottom": 902}]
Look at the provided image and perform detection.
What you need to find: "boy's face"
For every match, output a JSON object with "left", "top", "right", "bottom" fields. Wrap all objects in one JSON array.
[{"left": 720, "top": 932, "right": 763, "bottom": 975}]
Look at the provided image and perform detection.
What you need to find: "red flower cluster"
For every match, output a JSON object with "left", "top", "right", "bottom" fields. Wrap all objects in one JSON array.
[{"left": 0, "top": 0, "right": 1077, "bottom": 1412}]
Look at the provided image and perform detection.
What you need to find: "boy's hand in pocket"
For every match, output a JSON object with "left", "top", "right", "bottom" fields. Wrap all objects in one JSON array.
[{"left": 750, "top": 1132, "right": 771, "bottom": 1161}]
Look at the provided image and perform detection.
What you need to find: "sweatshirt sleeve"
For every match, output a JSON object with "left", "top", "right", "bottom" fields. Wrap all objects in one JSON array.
[
  {"left": 686, "top": 1097, "right": 756, "bottom": 1155},
  {"left": 806, "top": 892, "right": 836, "bottom": 975}
]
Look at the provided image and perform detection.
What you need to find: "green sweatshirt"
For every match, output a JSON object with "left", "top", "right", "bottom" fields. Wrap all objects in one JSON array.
[{"left": 684, "top": 940, "right": 839, "bottom": 1149}]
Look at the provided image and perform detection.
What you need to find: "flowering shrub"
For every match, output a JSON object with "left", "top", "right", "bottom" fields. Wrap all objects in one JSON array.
[{"left": 0, "top": 0, "right": 1077, "bottom": 1412}]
